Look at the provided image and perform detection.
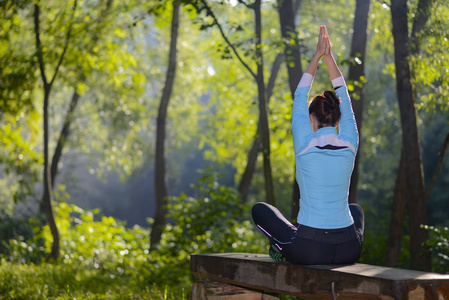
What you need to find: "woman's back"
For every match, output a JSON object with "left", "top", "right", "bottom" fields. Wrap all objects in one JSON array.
[
  {"left": 293, "top": 76, "right": 358, "bottom": 229},
  {"left": 296, "top": 141, "right": 355, "bottom": 229},
  {"left": 251, "top": 25, "right": 364, "bottom": 265}
]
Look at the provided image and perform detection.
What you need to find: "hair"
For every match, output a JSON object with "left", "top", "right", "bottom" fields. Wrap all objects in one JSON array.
[{"left": 308, "top": 90, "right": 341, "bottom": 128}]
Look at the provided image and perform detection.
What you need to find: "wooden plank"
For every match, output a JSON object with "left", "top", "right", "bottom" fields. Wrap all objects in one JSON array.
[
  {"left": 191, "top": 253, "right": 449, "bottom": 299},
  {"left": 192, "top": 282, "right": 207, "bottom": 300},
  {"left": 191, "top": 281, "right": 279, "bottom": 300}
]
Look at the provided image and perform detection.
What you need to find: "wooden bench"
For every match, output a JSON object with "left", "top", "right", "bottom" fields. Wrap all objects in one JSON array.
[{"left": 191, "top": 253, "right": 449, "bottom": 299}]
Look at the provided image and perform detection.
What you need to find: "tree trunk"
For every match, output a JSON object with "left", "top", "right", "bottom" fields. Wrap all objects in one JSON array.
[
  {"left": 387, "top": 0, "right": 431, "bottom": 268},
  {"left": 238, "top": 54, "right": 283, "bottom": 204},
  {"left": 277, "top": 0, "right": 302, "bottom": 96},
  {"left": 254, "top": 0, "right": 275, "bottom": 206},
  {"left": 35, "top": 1, "right": 77, "bottom": 261},
  {"left": 347, "top": 0, "right": 370, "bottom": 204},
  {"left": 238, "top": 136, "right": 260, "bottom": 203},
  {"left": 424, "top": 131, "right": 449, "bottom": 200},
  {"left": 390, "top": 0, "right": 430, "bottom": 271},
  {"left": 150, "top": 0, "right": 180, "bottom": 249},
  {"left": 410, "top": 0, "right": 431, "bottom": 53},
  {"left": 277, "top": 0, "right": 303, "bottom": 219},
  {"left": 386, "top": 149, "right": 407, "bottom": 267},
  {"left": 49, "top": 90, "right": 80, "bottom": 190},
  {"left": 42, "top": 87, "right": 60, "bottom": 261}
]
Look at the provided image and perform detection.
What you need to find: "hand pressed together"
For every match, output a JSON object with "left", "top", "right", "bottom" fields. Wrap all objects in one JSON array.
[
  {"left": 315, "top": 25, "right": 331, "bottom": 58},
  {"left": 304, "top": 25, "right": 340, "bottom": 79}
]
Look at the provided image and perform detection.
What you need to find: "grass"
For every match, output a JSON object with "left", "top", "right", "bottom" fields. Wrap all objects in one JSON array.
[{"left": 0, "top": 259, "right": 189, "bottom": 299}]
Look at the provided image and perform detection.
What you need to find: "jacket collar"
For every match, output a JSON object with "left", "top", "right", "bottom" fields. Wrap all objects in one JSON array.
[{"left": 314, "top": 126, "right": 337, "bottom": 137}]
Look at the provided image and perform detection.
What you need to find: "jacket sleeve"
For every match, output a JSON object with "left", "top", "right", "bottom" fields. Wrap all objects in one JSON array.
[
  {"left": 335, "top": 86, "right": 359, "bottom": 152},
  {"left": 292, "top": 74, "right": 314, "bottom": 156}
]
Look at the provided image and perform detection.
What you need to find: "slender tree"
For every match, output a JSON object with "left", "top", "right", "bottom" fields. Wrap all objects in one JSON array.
[
  {"left": 254, "top": 0, "right": 275, "bottom": 205},
  {"left": 226, "top": 0, "right": 304, "bottom": 207},
  {"left": 277, "top": 0, "right": 302, "bottom": 96},
  {"left": 199, "top": 0, "right": 276, "bottom": 205},
  {"left": 238, "top": 54, "right": 283, "bottom": 204},
  {"left": 34, "top": 0, "right": 78, "bottom": 260},
  {"left": 150, "top": 0, "right": 181, "bottom": 248},
  {"left": 277, "top": 0, "right": 302, "bottom": 219},
  {"left": 48, "top": 0, "right": 115, "bottom": 192},
  {"left": 388, "top": 0, "right": 432, "bottom": 271},
  {"left": 347, "top": 0, "right": 371, "bottom": 204},
  {"left": 386, "top": 0, "right": 433, "bottom": 269}
]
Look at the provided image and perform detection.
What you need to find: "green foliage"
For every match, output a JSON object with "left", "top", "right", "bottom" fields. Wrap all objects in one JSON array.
[
  {"left": 0, "top": 1, "right": 41, "bottom": 207},
  {"left": 149, "top": 173, "right": 267, "bottom": 287},
  {"left": 0, "top": 211, "right": 34, "bottom": 257},
  {"left": 0, "top": 111, "right": 41, "bottom": 206},
  {"left": 360, "top": 217, "right": 412, "bottom": 270},
  {"left": 413, "top": 0, "right": 449, "bottom": 113},
  {"left": 0, "top": 0, "right": 36, "bottom": 116},
  {"left": 2, "top": 186, "right": 161, "bottom": 298},
  {"left": 1, "top": 178, "right": 266, "bottom": 298},
  {"left": 162, "top": 173, "right": 266, "bottom": 254},
  {"left": 1, "top": 0, "right": 449, "bottom": 297},
  {"left": 424, "top": 225, "right": 449, "bottom": 274},
  {"left": 0, "top": 259, "right": 169, "bottom": 299}
]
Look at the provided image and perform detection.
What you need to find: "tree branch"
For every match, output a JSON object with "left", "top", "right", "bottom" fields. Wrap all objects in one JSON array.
[
  {"left": 199, "top": 0, "right": 257, "bottom": 80},
  {"left": 49, "top": 0, "right": 78, "bottom": 86},
  {"left": 237, "top": 0, "right": 254, "bottom": 9},
  {"left": 34, "top": 2, "right": 48, "bottom": 87},
  {"left": 294, "top": 0, "right": 303, "bottom": 17},
  {"left": 425, "top": 130, "right": 449, "bottom": 200},
  {"left": 411, "top": 0, "right": 431, "bottom": 53},
  {"left": 266, "top": 53, "right": 283, "bottom": 100},
  {"left": 34, "top": 0, "right": 78, "bottom": 87},
  {"left": 376, "top": 0, "right": 391, "bottom": 8},
  {"left": 50, "top": 0, "right": 114, "bottom": 189},
  {"left": 51, "top": 89, "right": 80, "bottom": 186}
]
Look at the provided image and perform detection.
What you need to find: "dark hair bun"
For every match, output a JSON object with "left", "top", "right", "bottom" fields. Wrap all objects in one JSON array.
[{"left": 309, "top": 90, "right": 341, "bottom": 128}]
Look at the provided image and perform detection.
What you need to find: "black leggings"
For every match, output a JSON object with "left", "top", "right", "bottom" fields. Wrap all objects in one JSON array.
[{"left": 252, "top": 202, "right": 364, "bottom": 265}]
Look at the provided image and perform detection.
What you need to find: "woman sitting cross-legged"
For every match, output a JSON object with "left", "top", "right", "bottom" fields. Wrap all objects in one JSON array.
[{"left": 252, "top": 25, "right": 364, "bottom": 265}]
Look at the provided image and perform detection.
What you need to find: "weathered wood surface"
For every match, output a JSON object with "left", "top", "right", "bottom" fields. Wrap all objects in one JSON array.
[
  {"left": 192, "top": 281, "right": 279, "bottom": 300},
  {"left": 191, "top": 253, "right": 449, "bottom": 299}
]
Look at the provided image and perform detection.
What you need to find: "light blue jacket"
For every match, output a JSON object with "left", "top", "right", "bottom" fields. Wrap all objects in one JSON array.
[{"left": 292, "top": 74, "right": 359, "bottom": 229}]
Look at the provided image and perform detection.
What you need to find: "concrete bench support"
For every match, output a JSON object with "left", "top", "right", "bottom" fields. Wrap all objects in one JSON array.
[{"left": 190, "top": 253, "right": 449, "bottom": 299}]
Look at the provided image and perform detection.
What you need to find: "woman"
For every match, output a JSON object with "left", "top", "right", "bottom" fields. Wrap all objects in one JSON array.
[{"left": 252, "top": 25, "right": 364, "bottom": 265}]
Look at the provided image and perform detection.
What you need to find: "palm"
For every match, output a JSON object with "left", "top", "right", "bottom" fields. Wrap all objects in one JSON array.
[{"left": 316, "top": 25, "right": 331, "bottom": 57}]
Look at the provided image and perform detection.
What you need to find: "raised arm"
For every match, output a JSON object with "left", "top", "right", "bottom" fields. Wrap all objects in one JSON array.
[
  {"left": 321, "top": 26, "right": 359, "bottom": 150},
  {"left": 292, "top": 26, "right": 328, "bottom": 154}
]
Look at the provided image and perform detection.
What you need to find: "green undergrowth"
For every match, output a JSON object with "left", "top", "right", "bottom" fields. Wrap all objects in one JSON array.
[
  {"left": 0, "top": 259, "right": 172, "bottom": 299},
  {"left": 0, "top": 176, "right": 267, "bottom": 299},
  {"left": 3, "top": 175, "right": 447, "bottom": 299},
  {"left": 424, "top": 225, "right": 449, "bottom": 274}
]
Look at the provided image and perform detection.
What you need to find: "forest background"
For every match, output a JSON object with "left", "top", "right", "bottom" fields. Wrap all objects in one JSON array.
[{"left": 1, "top": 0, "right": 449, "bottom": 298}]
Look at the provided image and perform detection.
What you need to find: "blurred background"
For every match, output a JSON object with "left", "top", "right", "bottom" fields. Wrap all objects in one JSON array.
[{"left": 0, "top": 0, "right": 448, "bottom": 298}]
